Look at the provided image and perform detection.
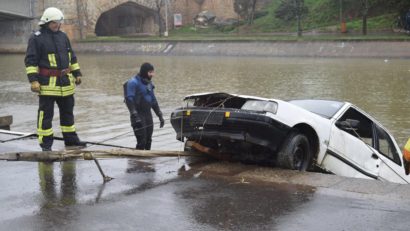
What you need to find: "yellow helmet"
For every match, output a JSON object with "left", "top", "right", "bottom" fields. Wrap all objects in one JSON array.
[{"left": 38, "top": 7, "right": 64, "bottom": 25}]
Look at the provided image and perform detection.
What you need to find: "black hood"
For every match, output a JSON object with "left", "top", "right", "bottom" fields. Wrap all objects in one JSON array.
[{"left": 139, "top": 63, "right": 154, "bottom": 80}]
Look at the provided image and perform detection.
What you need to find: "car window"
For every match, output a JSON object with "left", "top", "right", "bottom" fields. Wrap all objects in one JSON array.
[
  {"left": 289, "top": 100, "right": 344, "bottom": 119},
  {"left": 336, "top": 107, "right": 373, "bottom": 146},
  {"left": 336, "top": 107, "right": 401, "bottom": 166},
  {"left": 375, "top": 125, "right": 401, "bottom": 166}
]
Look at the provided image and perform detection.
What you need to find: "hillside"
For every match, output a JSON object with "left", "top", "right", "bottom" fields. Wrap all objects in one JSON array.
[
  {"left": 173, "top": 0, "right": 410, "bottom": 35},
  {"left": 250, "top": 0, "right": 410, "bottom": 33}
]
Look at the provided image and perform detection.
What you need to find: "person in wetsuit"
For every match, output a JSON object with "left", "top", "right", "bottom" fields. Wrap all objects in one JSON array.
[{"left": 124, "top": 63, "right": 164, "bottom": 150}]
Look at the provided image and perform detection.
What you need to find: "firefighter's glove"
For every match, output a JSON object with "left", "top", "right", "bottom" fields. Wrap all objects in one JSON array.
[
  {"left": 75, "top": 77, "right": 82, "bottom": 85},
  {"left": 159, "top": 115, "right": 165, "bottom": 128},
  {"left": 30, "top": 81, "right": 40, "bottom": 93}
]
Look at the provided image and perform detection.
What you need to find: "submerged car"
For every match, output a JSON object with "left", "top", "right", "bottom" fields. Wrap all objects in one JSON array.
[{"left": 170, "top": 92, "right": 410, "bottom": 184}]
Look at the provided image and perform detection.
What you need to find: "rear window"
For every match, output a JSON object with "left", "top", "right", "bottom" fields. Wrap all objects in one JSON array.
[{"left": 289, "top": 100, "right": 344, "bottom": 119}]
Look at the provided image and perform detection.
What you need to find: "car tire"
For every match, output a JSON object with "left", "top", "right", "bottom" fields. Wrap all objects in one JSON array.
[{"left": 276, "top": 131, "right": 312, "bottom": 171}]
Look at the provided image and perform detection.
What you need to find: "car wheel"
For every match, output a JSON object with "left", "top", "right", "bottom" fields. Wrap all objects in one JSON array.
[{"left": 276, "top": 131, "right": 312, "bottom": 171}]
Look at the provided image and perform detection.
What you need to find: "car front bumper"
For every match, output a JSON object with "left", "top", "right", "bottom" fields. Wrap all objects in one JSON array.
[{"left": 170, "top": 108, "right": 291, "bottom": 151}]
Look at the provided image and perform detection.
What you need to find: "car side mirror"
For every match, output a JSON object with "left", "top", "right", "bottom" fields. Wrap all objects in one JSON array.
[{"left": 335, "top": 119, "right": 360, "bottom": 131}]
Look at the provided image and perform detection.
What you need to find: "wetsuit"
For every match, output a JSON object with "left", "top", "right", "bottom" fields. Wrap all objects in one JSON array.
[{"left": 125, "top": 75, "right": 163, "bottom": 150}]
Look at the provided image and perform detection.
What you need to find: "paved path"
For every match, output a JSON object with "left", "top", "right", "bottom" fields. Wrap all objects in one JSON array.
[{"left": 3, "top": 41, "right": 410, "bottom": 58}]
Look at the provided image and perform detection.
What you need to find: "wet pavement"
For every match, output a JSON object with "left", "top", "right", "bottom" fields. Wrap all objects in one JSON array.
[{"left": 2, "top": 133, "right": 410, "bottom": 230}]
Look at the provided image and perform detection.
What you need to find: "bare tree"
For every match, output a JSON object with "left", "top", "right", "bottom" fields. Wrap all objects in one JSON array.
[
  {"left": 275, "top": 0, "right": 308, "bottom": 37},
  {"left": 361, "top": 0, "right": 368, "bottom": 35},
  {"left": 248, "top": 0, "right": 257, "bottom": 25},
  {"left": 155, "top": 0, "right": 165, "bottom": 37},
  {"left": 234, "top": 0, "right": 258, "bottom": 25}
]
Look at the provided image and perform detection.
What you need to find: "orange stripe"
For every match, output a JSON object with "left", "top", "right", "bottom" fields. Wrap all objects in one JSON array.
[
  {"left": 404, "top": 139, "right": 410, "bottom": 162},
  {"left": 403, "top": 149, "right": 410, "bottom": 162}
]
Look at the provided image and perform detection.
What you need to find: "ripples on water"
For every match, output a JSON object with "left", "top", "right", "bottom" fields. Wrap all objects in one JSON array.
[{"left": 0, "top": 54, "right": 409, "bottom": 147}]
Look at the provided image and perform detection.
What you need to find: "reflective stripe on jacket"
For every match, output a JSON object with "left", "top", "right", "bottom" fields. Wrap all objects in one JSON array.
[{"left": 24, "top": 27, "right": 82, "bottom": 96}]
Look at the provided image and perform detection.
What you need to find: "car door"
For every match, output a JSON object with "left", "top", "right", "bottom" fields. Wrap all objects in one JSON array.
[
  {"left": 324, "top": 107, "right": 380, "bottom": 180},
  {"left": 373, "top": 124, "right": 408, "bottom": 183}
]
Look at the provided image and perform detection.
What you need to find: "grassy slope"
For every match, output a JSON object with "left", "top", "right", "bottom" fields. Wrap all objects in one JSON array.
[{"left": 248, "top": 0, "right": 399, "bottom": 33}]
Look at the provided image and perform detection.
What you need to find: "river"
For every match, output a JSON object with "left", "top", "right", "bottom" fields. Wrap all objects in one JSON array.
[{"left": 0, "top": 54, "right": 409, "bottom": 149}]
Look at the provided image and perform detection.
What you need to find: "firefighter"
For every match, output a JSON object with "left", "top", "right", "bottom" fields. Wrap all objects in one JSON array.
[
  {"left": 25, "top": 7, "right": 86, "bottom": 151},
  {"left": 124, "top": 63, "right": 165, "bottom": 150}
]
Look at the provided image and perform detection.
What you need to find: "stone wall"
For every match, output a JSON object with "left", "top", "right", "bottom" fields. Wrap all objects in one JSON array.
[
  {"left": 171, "top": 0, "right": 237, "bottom": 26},
  {"left": 25, "top": 0, "right": 158, "bottom": 40},
  {"left": 83, "top": 0, "right": 158, "bottom": 37},
  {"left": 2, "top": 0, "right": 265, "bottom": 43}
]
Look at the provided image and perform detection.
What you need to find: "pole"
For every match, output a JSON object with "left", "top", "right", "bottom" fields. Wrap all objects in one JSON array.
[
  {"left": 164, "top": 0, "right": 169, "bottom": 37},
  {"left": 339, "top": 0, "right": 342, "bottom": 25}
]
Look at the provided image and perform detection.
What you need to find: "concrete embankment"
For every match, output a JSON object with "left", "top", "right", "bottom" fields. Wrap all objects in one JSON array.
[
  {"left": 2, "top": 41, "right": 410, "bottom": 58},
  {"left": 196, "top": 161, "right": 410, "bottom": 202}
]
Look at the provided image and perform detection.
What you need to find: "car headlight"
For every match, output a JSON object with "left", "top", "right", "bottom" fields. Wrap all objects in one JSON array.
[{"left": 241, "top": 100, "right": 278, "bottom": 114}]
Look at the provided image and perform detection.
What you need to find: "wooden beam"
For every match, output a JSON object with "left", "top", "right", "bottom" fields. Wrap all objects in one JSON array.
[
  {"left": 0, "top": 149, "right": 202, "bottom": 162},
  {"left": 0, "top": 115, "right": 12, "bottom": 130}
]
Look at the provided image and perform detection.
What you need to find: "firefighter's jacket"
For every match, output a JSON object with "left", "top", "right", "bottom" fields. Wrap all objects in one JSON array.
[{"left": 25, "top": 27, "right": 82, "bottom": 97}]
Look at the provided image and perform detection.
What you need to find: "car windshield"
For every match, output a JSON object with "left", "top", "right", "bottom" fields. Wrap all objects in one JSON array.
[{"left": 289, "top": 100, "right": 345, "bottom": 119}]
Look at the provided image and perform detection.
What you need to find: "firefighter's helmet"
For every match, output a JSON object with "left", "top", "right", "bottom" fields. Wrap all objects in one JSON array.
[{"left": 38, "top": 7, "right": 64, "bottom": 25}]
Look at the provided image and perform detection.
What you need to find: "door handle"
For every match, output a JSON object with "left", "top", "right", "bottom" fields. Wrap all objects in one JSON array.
[{"left": 371, "top": 153, "right": 379, "bottom": 159}]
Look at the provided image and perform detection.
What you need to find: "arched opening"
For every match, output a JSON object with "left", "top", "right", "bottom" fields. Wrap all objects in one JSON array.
[{"left": 95, "top": 2, "right": 157, "bottom": 36}]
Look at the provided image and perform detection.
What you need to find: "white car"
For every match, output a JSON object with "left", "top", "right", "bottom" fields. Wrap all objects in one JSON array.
[{"left": 170, "top": 92, "right": 409, "bottom": 184}]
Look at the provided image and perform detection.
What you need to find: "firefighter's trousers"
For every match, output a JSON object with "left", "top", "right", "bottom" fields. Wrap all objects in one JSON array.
[{"left": 37, "top": 95, "right": 80, "bottom": 149}]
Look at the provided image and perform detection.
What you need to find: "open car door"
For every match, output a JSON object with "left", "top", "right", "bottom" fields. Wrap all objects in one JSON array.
[
  {"left": 373, "top": 125, "right": 408, "bottom": 184},
  {"left": 324, "top": 107, "right": 380, "bottom": 180}
]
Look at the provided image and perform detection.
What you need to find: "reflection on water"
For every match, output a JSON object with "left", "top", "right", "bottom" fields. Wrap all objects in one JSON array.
[
  {"left": 36, "top": 161, "right": 78, "bottom": 230},
  {"left": 0, "top": 54, "right": 409, "bottom": 146},
  {"left": 178, "top": 180, "right": 314, "bottom": 230}
]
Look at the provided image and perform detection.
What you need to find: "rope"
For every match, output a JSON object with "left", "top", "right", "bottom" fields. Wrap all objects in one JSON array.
[
  {"left": 85, "top": 115, "right": 172, "bottom": 149},
  {"left": 178, "top": 95, "right": 236, "bottom": 145}
]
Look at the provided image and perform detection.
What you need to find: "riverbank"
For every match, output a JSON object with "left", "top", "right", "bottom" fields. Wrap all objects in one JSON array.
[{"left": 2, "top": 40, "right": 410, "bottom": 58}]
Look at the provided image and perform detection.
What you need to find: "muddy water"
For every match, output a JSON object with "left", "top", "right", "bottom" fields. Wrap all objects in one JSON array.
[
  {"left": 1, "top": 53, "right": 410, "bottom": 230},
  {"left": 0, "top": 54, "right": 409, "bottom": 149}
]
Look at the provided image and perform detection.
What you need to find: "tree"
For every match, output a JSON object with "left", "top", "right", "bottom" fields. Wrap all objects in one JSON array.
[
  {"left": 275, "top": 0, "right": 308, "bottom": 37},
  {"left": 234, "top": 0, "right": 258, "bottom": 25},
  {"left": 341, "top": 0, "right": 410, "bottom": 34},
  {"left": 361, "top": 0, "right": 368, "bottom": 35},
  {"left": 155, "top": 0, "right": 165, "bottom": 37}
]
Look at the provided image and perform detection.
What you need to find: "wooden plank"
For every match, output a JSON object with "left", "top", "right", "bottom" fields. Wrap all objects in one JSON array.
[{"left": 0, "top": 148, "right": 203, "bottom": 162}]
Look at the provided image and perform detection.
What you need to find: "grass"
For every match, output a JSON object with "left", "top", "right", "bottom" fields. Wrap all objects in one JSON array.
[{"left": 79, "top": 1, "right": 410, "bottom": 43}]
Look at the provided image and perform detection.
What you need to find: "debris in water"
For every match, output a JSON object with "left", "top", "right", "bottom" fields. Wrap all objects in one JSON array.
[
  {"left": 183, "top": 163, "right": 191, "bottom": 171},
  {"left": 193, "top": 171, "right": 202, "bottom": 178}
]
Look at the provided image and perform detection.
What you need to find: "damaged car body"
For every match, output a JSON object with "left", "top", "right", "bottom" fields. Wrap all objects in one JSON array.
[{"left": 170, "top": 92, "right": 410, "bottom": 184}]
